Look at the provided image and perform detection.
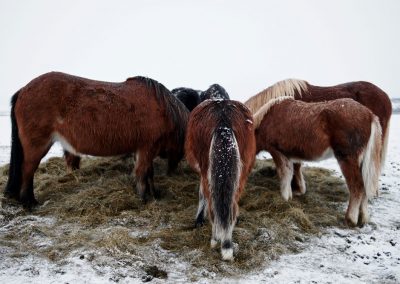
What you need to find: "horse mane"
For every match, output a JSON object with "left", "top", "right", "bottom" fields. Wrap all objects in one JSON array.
[
  {"left": 253, "top": 96, "right": 294, "bottom": 129},
  {"left": 128, "top": 76, "right": 189, "bottom": 144},
  {"left": 245, "top": 79, "right": 308, "bottom": 114}
]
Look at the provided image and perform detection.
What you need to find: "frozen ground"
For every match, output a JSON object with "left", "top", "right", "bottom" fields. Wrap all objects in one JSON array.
[{"left": 0, "top": 114, "right": 399, "bottom": 283}]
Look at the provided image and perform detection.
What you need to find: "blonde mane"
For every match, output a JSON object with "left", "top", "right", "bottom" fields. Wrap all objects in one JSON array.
[
  {"left": 253, "top": 96, "right": 294, "bottom": 129},
  {"left": 245, "top": 79, "right": 308, "bottom": 114}
]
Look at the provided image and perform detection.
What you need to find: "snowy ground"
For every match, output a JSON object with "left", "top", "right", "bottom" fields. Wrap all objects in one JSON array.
[{"left": 0, "top": 114, "right": 399, "bottom": 283}]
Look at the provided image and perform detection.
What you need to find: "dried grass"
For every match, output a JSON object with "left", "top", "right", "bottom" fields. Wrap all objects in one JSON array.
[{"left": 0, "top": 156, "right": 347, "bottom": 279}]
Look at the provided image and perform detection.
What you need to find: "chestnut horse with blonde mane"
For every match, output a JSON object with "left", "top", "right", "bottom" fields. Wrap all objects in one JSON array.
[
  {"left": 185, "top": 84, "right": 255, "bottom": 260},
  {"left": 245, "top": 79, "right": 391, "bottom": 195},
  {"left": 4, "top": 72, "right": 189, "bottom": 206},
  {"left": 254, "top": 96, "right": 382, "bottom": 227}
]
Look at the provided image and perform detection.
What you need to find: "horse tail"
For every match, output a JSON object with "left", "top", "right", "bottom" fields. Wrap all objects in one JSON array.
[
  {"left": 361, "top": 115, "right": 382, "bottom": 198},
  {"left": 5, "top": 91, "right": 23, "bottom": 199},
  {"left": 209, "top": 123, "right": 241, "bottom": 260},
  {"left": 380, "top": 117, "right": 390, "bottom": 171}
]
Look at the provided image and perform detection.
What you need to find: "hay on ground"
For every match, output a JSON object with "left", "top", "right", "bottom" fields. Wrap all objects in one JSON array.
[{"left": 0, "top": 156, "right": 347, "bottom": 280}]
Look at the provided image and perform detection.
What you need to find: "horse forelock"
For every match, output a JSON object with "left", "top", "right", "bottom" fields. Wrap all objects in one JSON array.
[
  {"left": 253, "top": 96, "right": 294, "bottom": 129},
  {"left": 245, "top": 79, "right": 308, "bottom": 114}
]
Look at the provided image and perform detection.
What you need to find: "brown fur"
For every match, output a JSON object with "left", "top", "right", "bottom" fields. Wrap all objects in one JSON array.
[
  {"left": 255, "top": 97, "right": 382, "bottom": 227},
  {"left": 246, "top": 79, "right": 391, "bottom": 159},
  {"left": 7, "top": 72, "right": 189, "bottom": 205}
]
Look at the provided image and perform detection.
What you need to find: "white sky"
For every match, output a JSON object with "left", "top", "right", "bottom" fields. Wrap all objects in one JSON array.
[{"left": 0, "top": 0, "right": 399, "bottom": 111}]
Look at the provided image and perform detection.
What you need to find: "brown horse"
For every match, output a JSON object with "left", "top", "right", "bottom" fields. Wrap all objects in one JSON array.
[
  {"left": 254, "top": 96, "right": 382, "bottom": 227},
  {"left": 245, "top": 79, "right": 391, "bottom": 195},
  {"left": 4, "top": 72, "right": 189, "bottom": 206},
  {"left": 185, "top": 84, "right": 256, "bottom": 260}
]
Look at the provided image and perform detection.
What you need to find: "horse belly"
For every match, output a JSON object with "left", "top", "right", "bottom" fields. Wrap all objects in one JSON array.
[{"left": 52, "top": 130, "right": 138, "bottom": 157}]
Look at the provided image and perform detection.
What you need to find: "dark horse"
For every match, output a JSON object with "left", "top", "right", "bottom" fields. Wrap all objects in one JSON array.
[
  {"left": 172, "top": 84, "right": 230, "bottom": 112},
  {"left": 4, "top": 72, "right": 189, "bottom": 206},
  {"left": 245, "top": 79, "right": 391, "bottom": 195},
  {"left": 171, "top": 87, "right": 202, "bottom": 112},
  {"left": 254, "top": 97, "right": 382, "bottom": 227},
  {"left": 185, "top": 84, "right": 256, "bottom": 260}
]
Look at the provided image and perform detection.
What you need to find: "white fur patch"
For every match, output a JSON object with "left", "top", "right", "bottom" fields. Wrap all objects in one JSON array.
[
  {"left": 280, "top": 161, "right": 293, "bottom": 201},
  {"left": 347, "top": 202, "right": 360, "bottom": 226},
  {"left": 52, "top": 132, "right": 81, "bottom": 155},
  {"left": 290, "top": 147, "right": 334, "bottom": 163},
  {"left": 360, "top": 195, "right": 369, "bottom": 224},
  {"left": 361, "top": 117, "right": 382, "bottom": 198},
  {"left": 381, "top": 118, "right": 390, "bottom": 171},
  {"left": 221, "top": 248, "right": 234, "bottom": 261}
]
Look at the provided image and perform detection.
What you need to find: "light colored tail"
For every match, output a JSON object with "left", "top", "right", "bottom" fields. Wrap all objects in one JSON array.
[
  {"left": 209, "top": 126, "right": 241, "bottom": 260},
  {"left": 380, "top": 118, "right": 390, "bottom": 171},
  {"left": 361, "top": 116, "right": 382, "bottom": 198}
]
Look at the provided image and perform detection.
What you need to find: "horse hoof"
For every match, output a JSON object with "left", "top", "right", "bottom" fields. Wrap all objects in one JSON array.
[
  {"left": 152, "top": 190, "right": 161, "bottom": 200},
  {"left": 210, "top": 239, "right": 218, "bottom": 249},
  {"left": 21, "top": 198, "right": 39, "bottom": 210},
  {"left": 140, "top": 195, "right": 148, "bottom": 204},
  {"left": 345, "top": 217, "right": 357, "bottom": 228},
  {"left": 221, "top": 248, "right": 234, "bottom": 261},
  {"left": 292, "top": 189, "right": 305, "bottom": 196},
  {"left": 3, "top": 190, "right": 20, "bottom": 201},
  {"left": 195, "top": 216, "right": 205, "bottom": 228}
]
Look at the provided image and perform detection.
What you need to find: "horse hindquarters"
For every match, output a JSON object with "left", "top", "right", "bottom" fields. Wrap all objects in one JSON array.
[
  {"left": 208, "top": 126, "right": 241, "bottom": 261},
  {"left": 338, "top": 117, "right": 382, "bottom": 227},
  {"left": 5, "top": 91, "right": 53, "bottom": 206}
]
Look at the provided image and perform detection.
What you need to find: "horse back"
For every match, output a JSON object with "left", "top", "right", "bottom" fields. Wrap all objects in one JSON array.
[
  {"left": 14, "top": 72, "right": 182, "bottom": 156},
  {"left": 302, "top": 81, "right": 391, "bottom": 132}
]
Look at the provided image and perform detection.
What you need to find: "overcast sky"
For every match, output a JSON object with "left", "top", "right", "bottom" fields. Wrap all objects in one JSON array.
[{"left": 0, "top": 0, "right": 399, "bottom": 111}]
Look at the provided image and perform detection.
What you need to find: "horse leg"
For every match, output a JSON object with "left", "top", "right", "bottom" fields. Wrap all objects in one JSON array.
[
  {"left": 134, "top": 150, "right": 156, "bottom": 202},
  {"left": 195, "top": 178, "right": 208, "bottom": 227},
  {"left": 20, "top": 144, "right": 52, "bottom": 207},
  {"left": 358, "top": 192, "right": 369, "bottom": 227},
  {"left": 64, "top": 150, "right": 81, "bottom": 172},
  {"left": 147, "top": 163, "right": 159, "bottom": 199},
  {"left": 167, "top": 154, "right": 180, "bottom": 175},
  {"left": 210, "top": 224, "right": 218, "bottom": 249},
  {"left": 270, "top": 149, "right": 293, "bottom": 201},
  {"left": 337, "top": 158, "right": 364, "bottom": 227},
  {"left": 291, "top": 162, "right": 306, "bottom": 196},
  {"left": 220, "top": 201, "right": 239, "bottom": 261}
]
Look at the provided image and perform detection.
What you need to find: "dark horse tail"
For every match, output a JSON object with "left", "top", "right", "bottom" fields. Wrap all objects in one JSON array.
[
  {"left": 210, "top": 122, "right": 241, "bottom": 259},
  {"left": 5, "top": 91, "right": 23, "bottom": 199}
]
